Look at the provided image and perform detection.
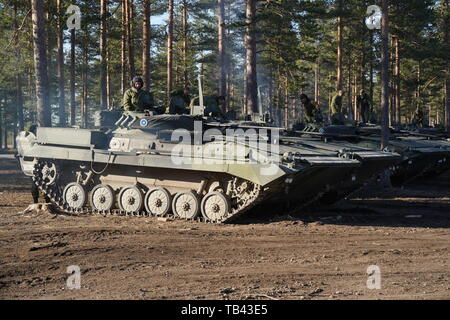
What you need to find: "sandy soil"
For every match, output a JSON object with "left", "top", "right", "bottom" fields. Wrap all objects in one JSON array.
[{"left": 0, "top": 155, "right": 449, "bottom": 300}]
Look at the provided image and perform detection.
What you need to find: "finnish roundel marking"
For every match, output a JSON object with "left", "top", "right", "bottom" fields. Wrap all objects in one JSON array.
[{"left": 140, "top": 119, "right": 148, "bottom": 127}]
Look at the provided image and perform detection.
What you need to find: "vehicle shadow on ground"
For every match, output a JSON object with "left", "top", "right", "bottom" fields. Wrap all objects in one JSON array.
[{"left": 233, "top": 196, "right": 450, "bottom": 229}]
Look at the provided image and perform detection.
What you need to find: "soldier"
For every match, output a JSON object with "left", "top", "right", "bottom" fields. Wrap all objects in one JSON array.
[
  {"left": 330, "top": 90, "right": 344, "bottom": 125},
  {"left": 122, "top": 76, "right": 155, "bottom": 112},
  {"left": 169, "top": 88, "right": 191, "bottom": 115},
  {"left": 204, "top": 95, "right": 227, "bottom": 118},
  {"left": 412, "top": 106, "right": 424, "bottom": 128},
  {"left": 300, "top": 94, "right": 323, "bottom": 124},
  {"left": 188, "top": 94, "right": 227, "bottom": 118},
  {"left": 356, "top": 89, "right": 371, "bottom": 124}
]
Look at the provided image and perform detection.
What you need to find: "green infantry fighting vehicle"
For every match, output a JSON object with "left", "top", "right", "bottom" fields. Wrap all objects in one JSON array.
[{"left": 16, "top": 111, "right": 368, "bottom": 223}]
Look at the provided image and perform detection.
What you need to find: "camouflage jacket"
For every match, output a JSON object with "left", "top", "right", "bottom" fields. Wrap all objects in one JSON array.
[
  {"left": 356, "top": 93, "right": 371, "bottom": 109},
  {"left": 122, "top": 88, "right": 155, "bottom": 112},
  {"left": 169, "top": 90, "right": 191, "bottom": 115},
  {"left": 330, "top": 94, "right": 343, "bottom": 115},
  {"left": 303, "top": 100, "right": 322, "bottom": 124}
]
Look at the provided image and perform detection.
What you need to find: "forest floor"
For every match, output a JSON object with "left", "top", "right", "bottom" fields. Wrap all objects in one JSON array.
[{"left": 0, "top": 155, "right": 449, "bottom": 300}]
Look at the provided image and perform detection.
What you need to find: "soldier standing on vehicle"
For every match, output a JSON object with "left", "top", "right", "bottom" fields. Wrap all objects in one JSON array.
[
  {"left": 330, "top": 90, "right": 344, "bottom": 125},
  {"left": 204, "top": 95, "right": 227, "bottom": 119},
  {"left": 169, "top": 88, "right": 191, "bottom": 115},
  {"left": 122, "top": 76, "right": 155, "bottom": 112},
  {"left": 300, "top": 94, "right": 323, "bottom": 124},
  {"left": 412, "top": 106, "right": 425, "bottom": 128},
  {"left": 356, "top": 89, "right": 371, "bottom": 124}
]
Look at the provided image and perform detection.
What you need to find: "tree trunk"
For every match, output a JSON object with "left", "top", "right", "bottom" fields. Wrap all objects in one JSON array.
[
  {"left": 143, "top": 0, "right": 151, "bottom": 91},
  {"left": 244, "top": 0, "right": 258, "bottom": 114},
  {"left": 70, "top": 29, "right": 76, "bottom": 126},
  {"left": 218, "top": 0, "right": 226, "bottom": 97},
  {"left": 182, "top": 0, "right": 188, "bottom": 89},
  {"left": 369, "top": 30, "right": 374, "bottom": 107},
  {"left": 315, "top": 58, "right": 320, "bottom": 105},
  {"left": 126, "top": 0, "right": 135, "bottom": 78},
  {"left": 106, "top": 2, "right": 112, "bottom": 110},
  {"left": 167, "top": 0, "right": 174, "bottom": 100},
  {"left": 444, "top": 0, "right": 450, "bottom": 132},
  {"left": 121, "top": 0, "right": 127, "bottom": 94},
  {"left": 394, "top": 35, "right": 401, "bottom": 125},
  {"left": 31, "top": 0, "right": 51, "bottom": 127},
  {"left": 14, "top": 3, "right": 24, "bottom": 132},
  {"left": 336, "top": 0, "right": 343, "bottom": 91},
  {"left": 81, "top": 31, "right": 88, "bottom": 128},
  {"left": 57, "top": 0, "right": 66, "bottom": 126},
  {"left": 100, "top": 0, "right": 108, "bottom": 110},
  {"left": 380, "top": 0, "right": 390, "bottom": 149}
]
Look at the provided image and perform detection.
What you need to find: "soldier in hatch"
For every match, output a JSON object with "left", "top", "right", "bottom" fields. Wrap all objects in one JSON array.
[
  {"left": 412, "top": 106, "right": 425, "bottom": 128},
  {"left": 189, "top": 94, "right": 227, "bottom": 119},
  {"left": 122, "top": 76, "right": 155, "bottom": 112},
  {"left": 168, "top": 87, "right": 191, "bottom": 115},
  {"left": 330, "top": 90, "right": 344, "bottom": 125}
]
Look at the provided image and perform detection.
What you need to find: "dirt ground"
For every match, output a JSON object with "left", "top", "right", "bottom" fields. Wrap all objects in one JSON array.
[{"left": 0, "top": 155, "right": 449, "bottom": 300}]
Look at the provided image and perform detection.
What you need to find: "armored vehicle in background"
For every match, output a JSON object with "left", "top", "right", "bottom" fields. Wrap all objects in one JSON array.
[{"left": 297, "top": 125, "right": 450, "bottom": 186}]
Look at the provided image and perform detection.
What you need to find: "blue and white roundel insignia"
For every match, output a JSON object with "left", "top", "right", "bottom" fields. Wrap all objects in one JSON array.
[{"left": 140, "top": 119, "right": 148, "bottom": 127}]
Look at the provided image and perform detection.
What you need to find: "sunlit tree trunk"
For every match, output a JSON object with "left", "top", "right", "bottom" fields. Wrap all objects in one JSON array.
[
  {"left": 14, "top": 3, "right": 24, "bottom": 132},
  {"left": 31, "top": 0, "right": 51, "bottom": 127},
  {"left": 218, "top": 0, "right": 226, "bottom": 97},
  {"left": 127, "top": 0, "right": 135, "bottom": 77},
  {"left": 56, "top": 0, "right": 66, "bottom": 126},
  {"left": 182, "top": 0, "right": 188, "bottom": 89},
  {"left": 244, "top": 0, "right": 258, "bottom": 114},
  {"left": 100, "top": 0, "right": 108, "bottom": 110},
  {"left": 121, "top": 0, "right": 127, "bottom": 94},
  {"left": 70, "top": 29, "right": 76, "bottom": 126},
  {"left": 336, "top": 0, "right": 343, "bottom": 91},
  {"left": 167, "top": 0, "right": 174, "bottom": 100},
  {"left": 143, "top": 0, "right": 151, "bottom": 91}
]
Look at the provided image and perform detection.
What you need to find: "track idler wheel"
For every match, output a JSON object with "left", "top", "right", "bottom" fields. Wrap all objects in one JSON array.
[
  {"left": 90, "top": 184, "right": 115, "bottom": 211},
  {"left": 172, "top": 191, "right": 200, "bottom": 220},
  {"left": 63, "top": 183, "right": 87, "bottom": 210},
  {"left": 118, "top": 186, "right": 144, "bottom": 214},
  {"left": 200, "top": 191, "right": 231, "bottom": 223},
  {"left": 145, "top": 187, "right": 172, "bottom": 217}
]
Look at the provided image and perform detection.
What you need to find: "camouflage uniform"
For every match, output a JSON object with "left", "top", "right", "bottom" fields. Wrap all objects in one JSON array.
[
  {"left": 204, "top": 95, "right": 226, "bottom": 118},
  {"left": 169, "top": 89, "right": 191, "bottom": 115},
  {"left": 330, "top": 93, "right": 344, "bottom": 125},
  {"left": 412, "top": 107, "right": 424, "bottom": 128},
  {"left": 303, "top": 100, "right": 323, "bottom": 124},
  {"left": 356, "top": 92, "right": 371, "bottom": 123},
  {"left": 122, "top": 87, "right": 155, "bottom": 112}
]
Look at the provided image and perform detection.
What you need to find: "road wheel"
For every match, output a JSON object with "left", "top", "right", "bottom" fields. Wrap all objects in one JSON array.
[
  {"left": 63, "top": 183, "right": 87, "bottom": 210},
  {"left": 145, "top": 187, "right": 172, "bottom": 216},
  {"left": 201, "top": 191, "right": 230, "bottom": 223},
  {"left": 90, "top": 184, "right": 115, "bottom": 211},
  {"left": 172, "top": 191, "right": 200, "bottom": 220},
  {"left": 118, "top": 186, "right": 143, "bottom": 213}
]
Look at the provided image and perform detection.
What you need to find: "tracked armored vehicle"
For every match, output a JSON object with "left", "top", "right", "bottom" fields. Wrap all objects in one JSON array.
[
  {"left": 297, "top": 125, "right": 450, "bottom": 186},
  {"left": 16, "top": 112, "right": 367, "bottom": 223}
]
